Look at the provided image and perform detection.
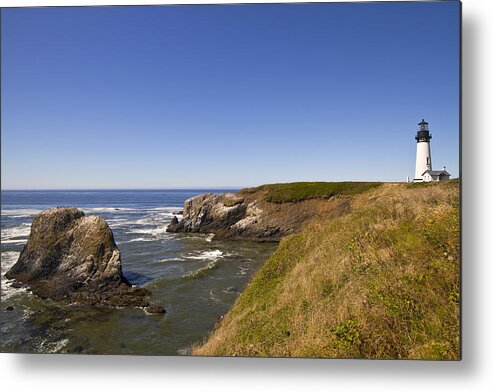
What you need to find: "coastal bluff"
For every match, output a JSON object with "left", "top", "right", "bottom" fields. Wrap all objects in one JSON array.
[
  {"left": 192, "top": 180, "right": 460, "bottom": 359},
  {"left": 167, "top": 182, "right": 383, "bottom": 241},
  {"left": 5, "top": 207, "right": 157, "bottom": 310}
]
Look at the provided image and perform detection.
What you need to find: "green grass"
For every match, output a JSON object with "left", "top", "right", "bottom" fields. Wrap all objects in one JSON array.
[
  {"left": 193, "top": 181, "right": 460, "bottom": 359},
  {"left": 251, "top": 182, "right": 383, "bottom": 203}
]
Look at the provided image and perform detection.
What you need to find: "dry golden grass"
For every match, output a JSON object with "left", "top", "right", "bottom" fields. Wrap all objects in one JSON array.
[{"left": 192, "top": 180, "right": 460, "bottom": 359}]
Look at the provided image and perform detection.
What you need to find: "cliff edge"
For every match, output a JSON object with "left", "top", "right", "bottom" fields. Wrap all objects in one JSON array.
[{"left": 167, "top": 182, "right": 382, "bottom": 241}]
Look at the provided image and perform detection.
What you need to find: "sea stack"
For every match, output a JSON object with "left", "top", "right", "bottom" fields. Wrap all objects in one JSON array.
[{"left": 5, "top": 207, "right": 153, "bottom": 308}]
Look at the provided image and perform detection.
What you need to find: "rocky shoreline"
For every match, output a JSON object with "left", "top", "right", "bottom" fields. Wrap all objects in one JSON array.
[
  {"left": 5, "top": 207, "right": 164, "bottom": 312},
  {"left": 166, "top": 189, "right": 351, "bottom": 242},
  {"left": 4, "top": 186, "right": 353, "bottom": 310}
]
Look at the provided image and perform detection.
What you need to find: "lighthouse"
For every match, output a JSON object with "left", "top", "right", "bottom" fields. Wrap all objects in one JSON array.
[
  {"left": 414, "top": 119, "right": 432, "bottom": 181},
  {"left": 413, "top": 119, "right": 450, "bottom": 182}
]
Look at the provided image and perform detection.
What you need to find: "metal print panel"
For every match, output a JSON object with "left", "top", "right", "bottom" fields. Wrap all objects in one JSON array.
[{"left": 0, "top": 1, "right": 461, "bottom": 359}]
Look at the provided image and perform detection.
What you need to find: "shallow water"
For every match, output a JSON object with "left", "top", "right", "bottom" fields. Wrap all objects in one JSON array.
[{"left": 0, "top": 190, "right": 276, "bottom": 355}]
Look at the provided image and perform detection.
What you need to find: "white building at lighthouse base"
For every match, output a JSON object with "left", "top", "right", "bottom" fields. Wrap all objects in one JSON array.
[{"left": 420, "top": 168, "right": 451, "bottom": 182}]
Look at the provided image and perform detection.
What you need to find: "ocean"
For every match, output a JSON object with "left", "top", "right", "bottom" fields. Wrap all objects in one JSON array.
[{"left": 0, "top": 190, "right": 276, "bottom": 355}]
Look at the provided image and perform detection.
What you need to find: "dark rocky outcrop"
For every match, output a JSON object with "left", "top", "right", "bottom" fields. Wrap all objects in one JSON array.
[
  {"left": 167, "top": 190, "right": 351, "bottom": 242},
  {"left": 146, "top": 305, "right": 166, "bottom": 314},
  {"left": 168, "top": 216, "right": 179, "bottom": 229},
  {"left": 167, "top": 193, "right": 247, "bottom": 236},
  {"left": 5, "top": 207, "right": 156, "bottom": 309}
]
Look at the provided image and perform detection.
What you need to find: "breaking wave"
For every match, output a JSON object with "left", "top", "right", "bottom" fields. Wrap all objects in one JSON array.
[
  {"left": 122, "top": 237, "right": 156, "bottom": 243},
  {"left": 1, "top": 239, "right": 28, "bottom": 244},
  {"left": 127, "top": 226, "right": 168, "bottom": 236},
  {"left": 1, "top": 251, "right": 28, "bottom": 301},
  {"left": 1, "top": 209, "right": 42, "bottom": 217},
  {"left": 1, "top": 223, "right": 31, "bottom": 245},
  {"left": 183, "top": 250, "right": 224, "bottom": 261},
  {"left": 180, "top": 250, "right": 229, "bottom": 279},
  {"left": 182, "top": 259, "right": 220, "bottom": 279},
  {"left": 155, "top": 257, "right": 186, "bottom": 263},
  {"left": 1, "top": 251, "right": 20, "bottom": 274},
  {"left": 83, "top": 207, "right": 137, "bottom": 213}
]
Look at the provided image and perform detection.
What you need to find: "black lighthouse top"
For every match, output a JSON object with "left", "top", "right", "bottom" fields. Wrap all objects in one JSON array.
[{"left": 415, "top": 119, "right": 432, "bottom": 142}]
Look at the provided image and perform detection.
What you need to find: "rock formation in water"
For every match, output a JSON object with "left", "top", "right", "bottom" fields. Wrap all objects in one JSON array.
[
  {"left": 5, "top": 207, "right": 154, "bottom": 309},
  {"left": 167, "top": 190, "right": 351, "bottom": 242}
]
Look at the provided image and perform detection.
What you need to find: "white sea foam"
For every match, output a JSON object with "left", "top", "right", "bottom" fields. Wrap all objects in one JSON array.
[
  {"left": 39, "top": 338, "right": 70, "bottom": 354},
  {"left": 86, "top": 208, "right": 180, "bottom": 232},
  {"left": 127, "top": 226, "right": 168, "bottom": 235},
  {"left": 132, "top": 217, "right": 158, "bottom": 225},
  {"left": 236, "top": 265, "right": 250, "bottom": 277},
  {"left": 1, "top": 251, "right": 20, "bottom": 274},
  {"left": 1, "top": 239, "right": 27, "bottom": 244},
  {"left": 123, "top": 237, "right": 156, "bottom": 243},
  {"left": 128, "top": 227, "right": 163, "bottom": 234},
  {"left": 155, "top": 257, "right": 186, "bottom": 263},
  {"left": 148, "top": 207, "right": 182, "bottom": 212},
  {"left": 83, "top": 207, "right": 137, "bottom": 213},
  {"left": 183, "top": 259, "right": 220, "bottom": 279},
  {"left": 205, "top": 234, "right": 214, "bottom": 242},
  {"left": 1, "top": 224, "right": 31, "bottom": 243},
  {"left": 21, "top": 307, "right": 35, "bottom": 321},
  {"left": 105, "top": 218, "right": 132, "bottom": 227},
  {"left": 183, "top": 250, "right": 224, "bottom": 261},
  {"left": 209, "top": 289, "right": 222, "bottom": 304},
  {"left": 1, "top": 208, "right": 42, "bottom": 216},
  {"left": 120, "top": 224, "right": 172, "bottom": 244},
  {"left": 85, "top": 206, "right": 181, "bottom": 216},
  {"left": 155, "top": 212, "right": 180, "bottom": 218},
  {"left": 1, "top": 251, "right": 28, "bottom": 301}
]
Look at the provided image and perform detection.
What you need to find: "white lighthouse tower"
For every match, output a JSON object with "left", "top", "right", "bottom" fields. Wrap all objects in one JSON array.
[
  {"left": 413, "top": 119, "right": 451, "bottom": 182},
  {"left": 414, "top": 119, "right": 433, "bottom": 181}
]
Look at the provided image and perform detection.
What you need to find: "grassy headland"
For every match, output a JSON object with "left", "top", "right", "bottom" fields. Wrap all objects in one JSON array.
[
  {"left": 193, "top": 180, "right": 460, "bottom": 359},
  {"left": 241, "top": 181, "right": 383, "bottom": 203}
]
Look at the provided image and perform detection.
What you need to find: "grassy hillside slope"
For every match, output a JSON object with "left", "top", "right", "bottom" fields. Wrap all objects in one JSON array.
[
  {"left": 241, "top": 182, "right": 383, "bottom": 203},
  {"left": 193, "top": 180, "right": 460, "bottom": 359}
]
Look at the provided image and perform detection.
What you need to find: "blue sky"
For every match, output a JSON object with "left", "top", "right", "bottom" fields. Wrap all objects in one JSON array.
[{"left": 1, "top": 2, "right": 460, "bottom": 189}]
